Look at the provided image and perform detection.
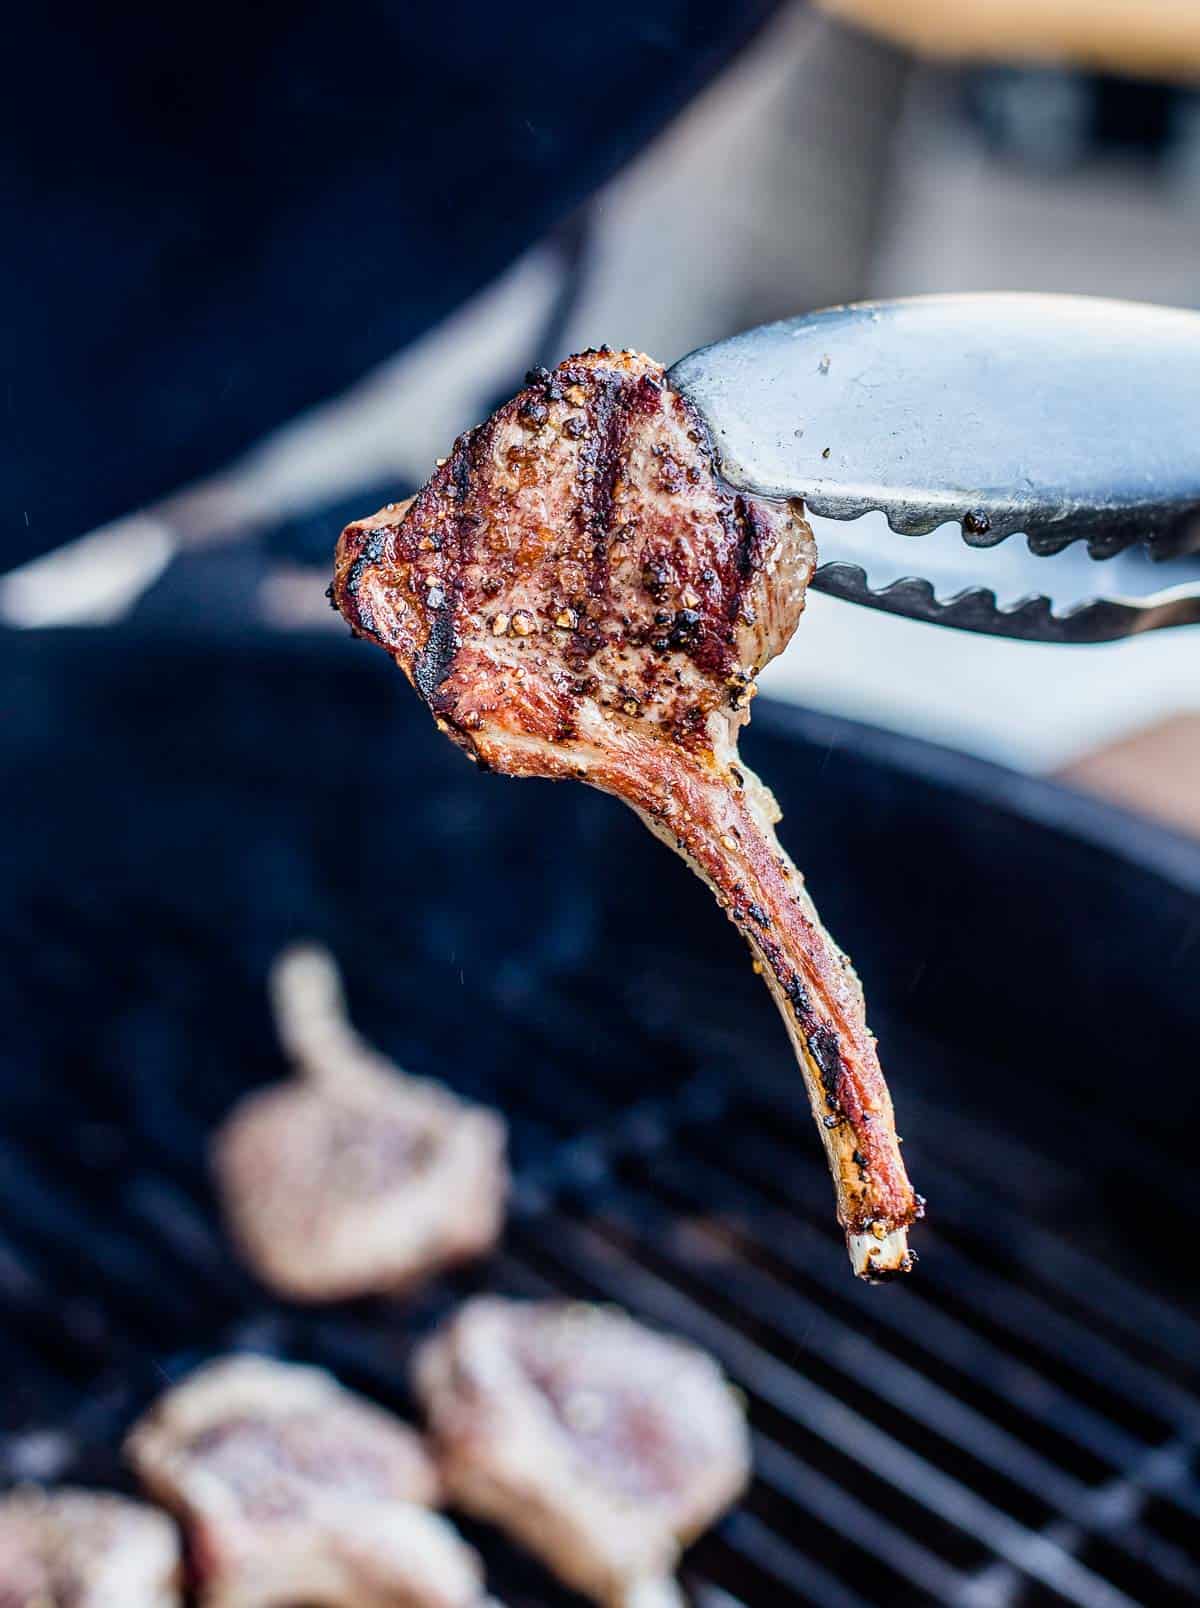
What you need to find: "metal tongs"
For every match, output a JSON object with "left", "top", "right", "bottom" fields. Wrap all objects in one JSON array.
[{"left": 668, "top": 293, "right": 1200, "bottom": 642}]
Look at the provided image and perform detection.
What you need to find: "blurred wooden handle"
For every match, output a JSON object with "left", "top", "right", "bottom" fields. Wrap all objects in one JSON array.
[
  {"left": 817, "top": 0, "right": 1200, "bottom": 82},
  {"left": 1058, "top": 715, "right": 1200, "bottom": 839}
]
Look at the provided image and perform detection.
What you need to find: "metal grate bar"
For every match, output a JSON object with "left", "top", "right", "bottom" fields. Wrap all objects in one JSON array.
[
  {"left": 598, "top": 1159, "right": 1200, "bottom": 1599},
  {"left": 0, "top": 1228, "right": 45, "bottom": 1311},
  {"left": 748, "top": 1431, "right": 971, "bottom": 1603},
  {"left": 956, "top": 1444, "right": 1200, "bottom": 1608},
  {"left": 620, "top": 997, "right": 1197, "bottom": 1357},
  {"left": 729, "top": 1111, "right": 1200, "bottom": 1441},
  {"left": 0, "top": 1142, "right": 165, "bottom": 1301},
  {"left": 643, "top": 1138, "right": 1200, "bottom": 1531},
  {"left": 894, "top": 1065, "right": 1195, "bottom": 1233},
  {"left": 712, "top": 1509, "right": 881, "bottom": 1608},
  {"left": 504, "top": 1214, "right": 1141, "bottom": 1608},
  {"left": 692, "top": 1129, "right": 1200, "bottom": 1535},
  {"left": 904, "top": 1236, "right": 1200, "bottom": 1437},
  {"left": 895, "top": 1087, "right": 1200, "bottom": 1370},
  {"left": 689, "top": 1583, "right": 751, "bottom": 1608},
  {"left": 122, "top": 1172, "right": 255, "bottom": 1301},
  {"left": 512, "top": 1074, "right": 731, "bottom": 1208},
  {"left": 732, "top": 1064, "right": 1200, "bottom": 1382}
]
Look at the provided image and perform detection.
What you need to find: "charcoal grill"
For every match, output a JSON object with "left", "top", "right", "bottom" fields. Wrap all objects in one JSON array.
[{"left": 1, "top": 623, "right": 1198, "bottom": 1607}]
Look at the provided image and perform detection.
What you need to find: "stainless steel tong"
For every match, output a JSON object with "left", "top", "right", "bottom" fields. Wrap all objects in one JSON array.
[{"left": 668, "top": 293, "right": 1200, "bottom": 642}]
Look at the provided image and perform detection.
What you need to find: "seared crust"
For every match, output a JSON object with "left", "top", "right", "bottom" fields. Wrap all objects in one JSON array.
[
  {"left": 213, "top": 1080, "right": 508, "bottom": 1301},
  {"left": 125, "top": 1356, "right": 486, "bottom": 1608},
  {"left": 332, "top": 348, "right": 920, "bottom": 1273},
  {"left": 0, "top": 1485, "right": 182, "bottom": 1606},
  {"left": 333, "top": 351, "right": 805, "bottom": 756},
  {"left": 212, "top": 944, "right": 508, "bottom": 1302},
  {"left": 414, "top": 1298, "right": 749, "bottom": 1605}
]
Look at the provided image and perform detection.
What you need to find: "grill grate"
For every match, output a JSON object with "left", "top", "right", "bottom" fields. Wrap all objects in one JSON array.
[
  {"left": 2, "top": 631, "right": 1199, "bottom": 1607},
  {"left": 2, "top": 1014, "right": 1198, "bottom": 1607}
]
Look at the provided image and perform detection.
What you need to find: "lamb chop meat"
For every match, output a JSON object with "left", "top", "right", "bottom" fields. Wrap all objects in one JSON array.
[
  {"left": 125, "top": 1355, "right": 488, "bottom": 1608},
  {"left": 414, "top": 1298, "right": 749, "bottom": 1608},
  {"left": 331, "top": 347, "right": 920, "bottom": 1277},
  {"left": 0, "top": 1485, "right": 181, "bottom": 1606},
  {"left": 213, "top": 944, "right": 508, "bottom": 1301}
]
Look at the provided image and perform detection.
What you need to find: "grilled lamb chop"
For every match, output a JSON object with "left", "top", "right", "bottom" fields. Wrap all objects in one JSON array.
[
  {"left": 126, "top": 1355, "right": 490, "bottom": 1608},
  {"left": 414, "top": 1298, "right": 748, "bottom": 1607},
  {"left": 213, "top": 944, "right": 508, "bottom": 1301},
  {"left": 331, "top": 348, "right": 920, "bottom": 1276},
  {"left": 0, "top": 1485, "right": 181, "bottom": 1605}
]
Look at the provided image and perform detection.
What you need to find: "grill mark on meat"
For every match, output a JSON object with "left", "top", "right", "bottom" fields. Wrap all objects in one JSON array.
[
  {"left": 785, "top": 971, "right": 813, "bottom": 1020},
  {"left": 580, "top": 369, "right": 630, "bottom": 604},
  {"left": 416, "top": 589, "right": 459, "bottom": 708},
  {"left": 734, "top": 496, "right": 762, "bottom": 584},
  {"left": 451, "top": 435, "right": 475, "bottom": 503},
  {"left": 344, "top": 527, "right": 390, "bottom": 636},
  {"left": 417, "top": 431, "right": 489, "bottom": 704},
  {"left": 737, "top": 927, "right": 847, "bottom": 1116},
  {"left": 807, "top": 1024, "right": 845, "bottom": 1107}
]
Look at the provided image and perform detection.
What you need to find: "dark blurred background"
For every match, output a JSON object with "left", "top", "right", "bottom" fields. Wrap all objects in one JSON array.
[{"left": 2, "top": 2, "right": 777, "bottom": 568}]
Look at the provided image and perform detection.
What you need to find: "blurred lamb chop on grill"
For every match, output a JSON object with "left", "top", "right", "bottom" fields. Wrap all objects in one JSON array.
[
  {"left": 414, "top": 1297, "right": 750, "bottom": 1607},
  {"left": 0, "top": 1485, "right": 182, "bottom": 1605},
  {"left": 332, "top": 348, "right": 921, "bottom": 1277},
  {"left": 125, "top": 1354, "right": 491, "bottom": 1608},
  {"left": 212, "top": 944, "right": 508, "bottom": 1301}
]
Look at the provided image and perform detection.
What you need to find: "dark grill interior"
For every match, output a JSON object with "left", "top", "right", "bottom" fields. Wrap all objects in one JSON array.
[{"left": 2, "top": 627, "right": 1199, "bottom": 1607}]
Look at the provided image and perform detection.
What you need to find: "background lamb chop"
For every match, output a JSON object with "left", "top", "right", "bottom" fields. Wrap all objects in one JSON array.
[
  {"left": 0, "top": 1485, "right": 182, "bottom": 1605},
  {"left": 125, "top": 1354, "right": 489, "bottom": 1608},
  {"left": 415, "top": 1298, "right": 749, "bottom": 1607},
  {"left": 213, "top": 944, "right": 508, "bottom": 1301},
  {"left": 331, "top": 348, "right": 920, "bottom": 1277}
]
